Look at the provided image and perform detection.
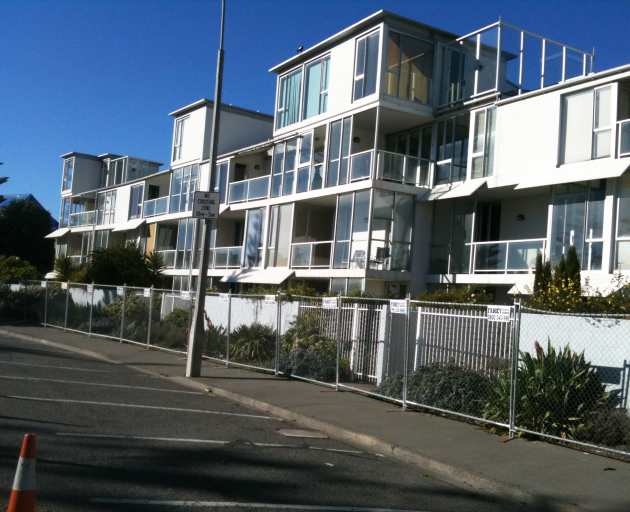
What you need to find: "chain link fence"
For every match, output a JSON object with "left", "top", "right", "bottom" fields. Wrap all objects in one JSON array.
[{"left": 4, "top": 281, "right": 630, "bottom": 459}]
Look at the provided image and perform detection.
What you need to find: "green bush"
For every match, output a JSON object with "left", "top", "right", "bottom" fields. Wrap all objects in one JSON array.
[
  {"left": 576, "top": 408, "right": 630, "bottom": 448},
  {"left": 484, "top": 341, "right": 611, "bottom": 438},
  {"left": 377, "top": 362, "right": 494, "bottom": 416},
  {"left": 164, "top": 307, "right": 190, "bottom": 330},
  {"left": 150, "top": 321, "right": 188, "bottom": 350},
  {"left": 229, "top": 323, "right": 276, "bottom": 363},
  {"left": 415, "top": 285, "right": 494, "bottom": 305}
]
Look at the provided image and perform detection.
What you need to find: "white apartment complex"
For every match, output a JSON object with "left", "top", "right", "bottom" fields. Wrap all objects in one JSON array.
[{"left": 47, "top": 11, "right": 630, "bottom": 301}]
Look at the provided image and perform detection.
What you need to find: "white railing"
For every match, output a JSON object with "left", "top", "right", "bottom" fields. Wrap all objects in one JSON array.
[
  {"left": 143, "top": 197, "right": 169, "bottom": 218},
  {"left": 618, "top": 120, "right": 630, "bottom": 158},
  {"left": 375, "top": 150, "right": 432, "bottom": 187},
  {"left": 471, "top": 238, "right": 546, "bottom": 273},
  {"left": 213, "top": 246, "right": 242, "bottom": 268},
  {"left": 290, "top": 241, "right": 333, "bottom": 268},
  {"left": 69, "top": 211, "right": 95, "bottom": 227},
  {"left": 228, "top": 176, "right": 270, "bottom": 203},
  {"left": 349, "top": 150, "right": 373, "bottom": 182}
]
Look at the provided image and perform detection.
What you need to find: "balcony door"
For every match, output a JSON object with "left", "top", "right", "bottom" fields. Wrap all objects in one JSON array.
[{"left": 474, "top": 203, "right": 503, "bottom": 272}]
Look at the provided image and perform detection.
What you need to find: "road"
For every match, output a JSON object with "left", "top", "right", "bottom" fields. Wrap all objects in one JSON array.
[{"left": 0, "top": 333, "right": 515, "bottom": 512}]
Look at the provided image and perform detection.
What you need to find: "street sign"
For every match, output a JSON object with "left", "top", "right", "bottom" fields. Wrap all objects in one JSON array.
[
  {"left": 390, "top": 300, "right": 407, "bottom": 314},
  {"left": 322, "top": 297, "right": 338, "bottom": 309},
  {"left": 487, "top": 305, "right": 512, "bottom": 322},
  {"left": 143, "top": 288, "right": 151, "bottom": 298},
  {"left": 219, "top": 293, "right": 229, "bottom": 304},
  {"left": 192, "top": 191, "right": 221, "bottom": 219},
  {"left": 264, "top": 295, "right": 276, "bottom": 305}
]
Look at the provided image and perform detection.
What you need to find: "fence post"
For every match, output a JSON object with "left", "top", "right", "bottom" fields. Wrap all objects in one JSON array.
[
  {"left": 63, "top": 280, "right": 70, "bottom": 331},
  {"left": 147, "top": 286, "right": 154, "bottom": 347},
  {"left": 509, "top": 297, "right": 522, "bottom": 437},
  {"left": 88, "top": 282, "right": 94, "bottom": 337},
  {"left": 226, "top": 291, "right": 231, "bottom": 368},
  {"left": 120, "top": 284, "right": 127, "bottom": 343},
  {"left": 402, "top": 297, "right": 411, "bottom": 411},
  {"left": 335, "top": 293, "right": 342, "bottom": 391},
  {"left": 275, "top": 291, "right": 282, "bottom": 376},
  {"left": 43, "top": 281, "right": 48, "bottom": 327},
  {"left": 23, "top": 281, "right": 28, "bottom": 322}
]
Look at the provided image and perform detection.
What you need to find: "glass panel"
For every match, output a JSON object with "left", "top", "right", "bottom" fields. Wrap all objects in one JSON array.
[
  {"left": 277, "top": 69, "right": 303, "bottom": 129},
  {"left": 386, "top": 31, "right": 401, "bottom": 97},
  {"left": 350, "top": 240, "right": 368, "bottom": 269},
  {"left": 271, "top": 175, "right": 282, "bottom": 198},
  {"left": 551, "top": 183, "right": 587, "bottom": 265},
  {"left": 393, "top": 194, "right": 414, "bottom": 244},
  {"left": 297, "top": 167, "right": 309, "bottom": 193},
  {"left": 351, "top": 152, "right": 371, "bottom": 181},
  {"left": 399, "top": 34, "right": 434, "bottom": 103},
  {"left": 248, "top": 176, "right": 269, "bottom": 199},
  {"left": 477, "top": 27, "right": 499, "bottom": 93},
  {"left": 329, "top": 121, "right": 342, "bottom": 161},
  {"left": 170, "top": 169, "right": 182, "bottom": 213},
  {"left": 336, "top": 194, "right": 353, "bottom": 242},
  {"left": 618, "top": 174, "right": 630, "bottom": 237},
  {"left": 586, "top": 180, "right": 605, "bottom": 239},
  {"left": 616, "top": 241, "right": 630, "bottom": 270},
  {"left": 429, "top": 246, "right": 449, "bottom": 274},
  {"left": 244, "top": 209, "right": 264, "bottom": 268},
  {"left": 472, "top": 156, "right": 484, "bottom": 179},
  {"left": 380, "top": 152, "right": 404, "bottom": 182},
  {"left": 473, "top": 110, "right": 486, "bottom": 154},
  {"left": 544, "top": 42, "right": 564, "bottom": 87},
  {"left": 327, "top": 160, "right": 339, "bottom": 188},
  {"left": 451, "top": 199, "right": 473, "bottom": 245},
  {"left": 620, "top": 122, "right": 630, "bottom": 155},
  {"left": 312, "top": 243, "right": 332, "bottom": 267},
  {"left": 562, "top": 89, "right": 594, "bottom": 164},
  {"left": 595, "top": 87, "right": 612, "bottom": 129},
  {"left": 347, "top": 278, "right": 363, "bottom": 293},
  {"left": 593, "top": 130, "right": 611, "bottom": 159},
  {"left": 507, "top": 241, "right": 543, "bottom": 270},
  {"left": 300, "top": 133, "right": 312, "bottom": 165},
  {"left": 229, "top": 181, "right": 247, "bottom": 203},
  {"left": 474, "top": 243, "right": 507, "bottom": 271},
  {"left": 330, "top": 278, "right": 346, "bottom": 293},
  {"left": 285, "top": 139, "right": 297, "bottom": 171},
  {"left": 452, "top": 113, "right": 470, "bottom": 182},
  {"left": 364, "top": 32, "right": 379, "bottom": 97},
  {"left": 333, "top": 241, "right": 350, "bottom": 269},
  {"left": 282, "top": 171, "right": 294, "bottom": 196},
  {"left": 352, "top": 191, "right": 370, "bottom": 236},
  {"left": 586, "top": 241, "right": 603, "bottom": 270},
  {"left": 565, "top": 49, "right": 585, "bottom": 81},
  {"left": 304, "top": 59, "right": 322, "bottom": 120},
  {"left": 310, "top": 164, "right": 323, "bottom": 190},
  {"left": 292, "top": 245, "right": 311, "bottom": 267},
  {"left": 449, "top": 245, "right": 470, "bottom": 273},
  {"left": 293, "top": 203, "right": 309, "bottom": 243}
]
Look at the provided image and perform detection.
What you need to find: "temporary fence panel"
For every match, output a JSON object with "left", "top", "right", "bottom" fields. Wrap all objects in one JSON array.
[
  {"left": 202, "top": 293, "right": 229, "bottom": 362},
  {"left": 515, "top": 307, "right": 630, "bottom": 457},
  {"left": 46, "top": 281, "right": 68, "bottom": 329},
  {"left": 90, "top": 284, "right": 121, "bottom": 340},
  {"left": 24, "top": 281, "right": 46, "bottom": 324},
  {"left": 121, "top": 286, "right": 154, "bottom": 346},
  {"left": 148, "top": 289, "right": 192, "bottom": 354}
]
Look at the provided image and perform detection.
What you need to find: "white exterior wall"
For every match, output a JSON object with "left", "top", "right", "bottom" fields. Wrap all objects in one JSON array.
[
  {"left": 114, "top": 185, "right": 131, "bottom": 224},
  {"left": 171, "top": 107, "right": 207, "bottom": 167},
  {"left": 69, "top": 157, "right": 102, "bottom": 195},
  {"left": 498, "top": 193, "right": 549, "bottom": 240},
  {"left": 208, "top": 108, "right": 273, "bottom": 158}
]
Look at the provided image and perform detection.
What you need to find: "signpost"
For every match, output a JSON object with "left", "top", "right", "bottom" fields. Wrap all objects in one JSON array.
[{"left": 192, "top": 191, "right": 221, "bottom": 220}]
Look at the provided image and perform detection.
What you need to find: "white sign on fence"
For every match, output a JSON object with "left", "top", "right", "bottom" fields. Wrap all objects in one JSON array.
[
  {"left": 180, "top": 290, "right": 191, "bottom": 300},
  {"left": 265, "top": 295, "right": 276, "bottom": 305},
  {"left": 40, "top": 281, "right": 47, "bottom": 288},
  {"left": 192, "top": 191, "right": 221, "bottom": 219},
  {"left": 87, "top": 284, "right": 94, "bottom": 294},
  {"left": 322, "top": 297, "right": 338, "bottom": 309},
  {"left": 390, "top": 300, "right": 407, "bottom": 314},
  {"left": 219, "top": 293, "right": 229, "bottom": 304},
  {"left": 61, "top": 282, "right": 68, "bottom": 290},
  {"left": 487, "top": 305, "right": 512, "bottom": 322},
  {"left": 116, "top": 286, "right": 124, "bottom": 296},
  {"left": 143, "top": 288, "right": 151, "bottom": 298}
]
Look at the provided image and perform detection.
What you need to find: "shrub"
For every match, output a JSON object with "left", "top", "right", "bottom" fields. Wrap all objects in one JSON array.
[
  {"left": 203, "top": 311, "right": 227, "bottom": 359},
  {"left": 229, "top": 323, "right": 276, "bottom": 363},
  {"left": 484, "top": 341, "right": 611, "bottom": 439},
  {"left": 150, "top": 321, "right": 188, "bottom": 350},
  {"left": 377, "top": 363, "right": 494, "bottom": 416},
  {"left": 576, "top": 408, "right": 630, "bottom": 448},
  {"left": 415, "top": 285, "right": 494, "bottom": 304},
  {"left": 0, "top": 256, "right": 38, "bottom": 281},
  {"left": 164, "top": 307, "right": 190, "bottom": 330}
]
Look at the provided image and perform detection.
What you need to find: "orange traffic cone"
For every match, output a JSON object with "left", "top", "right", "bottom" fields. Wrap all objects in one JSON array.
[{"left": 7, "top": 434, "right": 36, "bottom": 512}]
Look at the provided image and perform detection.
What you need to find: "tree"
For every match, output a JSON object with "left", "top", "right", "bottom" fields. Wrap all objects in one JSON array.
[
  {"left": 0, "top": 176, "right": 8, "bottom": 204},
  {"left": 0, "top": 199, "right": 55, "bottom": 274},
  {"left": 533, "top": 253, "right": 553, "bottom": 293},
  {"left": 565, "top": 245, "right": 581, "bottom": 291},
  {"left": 145, "top": 250, "right": 166, "bottom": 287},
  {"left": 0, "top": 256, "right": 38, "bottom": 281},
  {"left": 86, "top": 242, "right": 152, "bottom": 286}
]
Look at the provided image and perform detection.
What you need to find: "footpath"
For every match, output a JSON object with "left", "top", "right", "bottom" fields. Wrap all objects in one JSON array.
[{"left": 0, "top": 321, "right": 628, "bottom": 512}]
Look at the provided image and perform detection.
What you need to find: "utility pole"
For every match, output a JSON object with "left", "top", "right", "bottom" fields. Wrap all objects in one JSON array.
[{"left": 186, "top": 0, "right": 226, "bottom": 377}]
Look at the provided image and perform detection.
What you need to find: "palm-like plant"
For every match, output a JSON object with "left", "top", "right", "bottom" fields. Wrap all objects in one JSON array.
[
  {"left": 53, "top": 254, "right": 75, "bottom": 281},
  {"left": 145, "top": 250, "right": 165, "bottom": 287}
]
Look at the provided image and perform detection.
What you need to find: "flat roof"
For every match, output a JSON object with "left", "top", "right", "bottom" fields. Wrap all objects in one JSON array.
[
  {"left": 169, "top": 99, "right": 274, "bottom": 122},
  {"left": 59, "top": 151, "right": 101, "bottom": 161}
]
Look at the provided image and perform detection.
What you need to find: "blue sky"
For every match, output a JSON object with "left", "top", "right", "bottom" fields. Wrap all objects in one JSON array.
[{"left": 1, "top": 0, "right": 629, "bottom": 218}]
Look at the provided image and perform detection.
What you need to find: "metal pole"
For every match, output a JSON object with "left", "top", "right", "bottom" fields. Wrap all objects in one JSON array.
[
  {"left": 402, "top": 297, "right": 411, "bottom": 411},
  {"left": 120, "top": 284, "right": 127, "bottom": 343},
  {"left": 64, "top": 281, "right": 70, "bottom": 331},
  {"left": 187, "top": 0, "right": 226, "bottom": 378},
  {"left": 147, "top": 286, "right": 154, "bottom": 347},
  {"left": 509, "top": 298, "right": 522, "bottom": 437},
  {"left": 226, "top": 291, "right": 231, "bottom": 368},
  {"left": 275, "top": 290, "right": 281, "bottom": 375},
  {"left": 335, "top": 293, "right": 342, "bottom": 390},
  {"left": 88, "top": 282, "right": 94, "bottom": 337},
  {"left": 43, "top": 282, "right": 48, "bottom": 327},
  {"left": 23, "top": 281, "right": 28, "bottom": 322}
]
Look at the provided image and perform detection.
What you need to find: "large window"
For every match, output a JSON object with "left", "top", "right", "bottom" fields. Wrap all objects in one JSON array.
[
  {"left": 271, "top": 139, "right": 298, "bottom": 197},
  {"left": 107, "top": 158, "right": 126, "bottom": 187},
  {"left": 354, "top": 31, "right": 380, "bottom": 101},
  {"left": 370, "top": 191, "right": 414, "bottom": 271},
  {"left": 551, "top": 180, "right": 605, "bottom": 271},
  {"left": 170, "top": 164, "right": 198, "bottom": 214},
  {"left": 326, "top": 117, "right": 352, "bottom": 187},
  {"left": 435, "top": 112, "right": 470, "bottom": 185},
  {"left": 176, "top": 218, "right": 199, "bottom": 270},
  {"left": 333, "top": 191, "right": 370, "bottom": 269},
  {"left": 303, "top": 56, "right": 330, "bottom": 120},
  {"left": 561, "top": 86, "right": 613, "bottom": 165},
  {"left": 96, "top": 191, "right": 116, "bottom": 226},
  {"left": 62, "top": 158, "right": 74, "bottom": 191},
  {"left": 471, "top": 107, "right": 497, "bottom": 179},
  {"left": 276, "top": 69, "right": 303, "bottom": 129},
  {"left": 94, "top": 230, "right": 110, "bottom": 250},
  {"left": 129, "top": 184, "right": 144, "bottom": 219},
  {"left": 214, "top": 162, "right": 228, "bottom": 205},
  {"left": 173, "top": 116, "right": 188, "bottom": 161},
  {"left": 429, "top": 199, "right": 474, "bottom": 274},
  {"left": 244, "top": 208, "right": 266, "bottom": 268},
  {"left": 59, "top": 198, "right": 71, "bottom": 228},
  {"left": 386, "top": 31, "right": 434, "bottom": 104},
  {"left": 616, "top": 174, "right": 630, "bottom": 269},
  {"left": 268, "top": 204, "right": 293, "bottom": 267}
]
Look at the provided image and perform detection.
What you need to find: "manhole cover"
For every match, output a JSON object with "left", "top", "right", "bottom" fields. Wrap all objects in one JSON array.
[{"left": 277, "top": 429, "right": 329, "bottom": 439}]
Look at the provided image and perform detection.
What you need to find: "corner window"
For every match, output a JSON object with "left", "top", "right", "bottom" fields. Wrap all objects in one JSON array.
[
  {"left": 326, "top": 117, "right": 352, "bottom": 187},
  {"left": 561, "top": 86, "right": 613, "bottom": 165},
  {"left": 276, "top": 69, "right": 303, "bottom": 129},
  {"left": 386, "top": 31, "right": 434, "bottom": 104},
  {"left": 370, "top": 191, "right": 414, "bottom": 271},
  {"left": 214, "top": 162, "right": 228, "bottom": 205},
  {"left": 96, "top": 191, "right": 116, "bottom": 226},
  {"left": 354, "top": 31, "right": 380, "bottom": 101},
  {"left": 108, "top": 158, "right": 126, "bottom": 187},
  {"left": 170, "top": 164, "right": 198, "bottom": 214},
  {"left": 333, "top": 191, "right": 370, "bottom": 269},
  {"left": 173, "top": 116, "right": 188, "bottom": 161},
  {"left": 435, "top": 112, "right": 470, "bottom": 185},
  {"left": 62, "top": 158, "right": 74, "bottom": 191},
  {"left": 303, "top": 56, "right": 330, "bottom": 120},
  {"left": 129, "top": 184, "right": 144, "bottom": 220},
  {"left": 471, "top": 107, "right": 497, "bottom": 179},
  {"left": 271, "top": 139, "right": 298, "bottom": 197}
]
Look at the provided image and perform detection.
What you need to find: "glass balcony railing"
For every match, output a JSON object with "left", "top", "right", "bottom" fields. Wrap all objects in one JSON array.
[
  {"left": 290, "top": 242, "right": 333, "bottom": 268},
  {"left": 213, "top": 247, "right": 242, "bottom": 268},
  {"left": 350, "top": 150, "right": 373, "bottom": 182},
  {"left": 376, "top": 150, "right": 432, "bottom": 187},
  {"left": 618, "top": 120, "right": 630, "bottom": 157},
  {"left": 69, "top": 211, "right": 96, "bottom": 228},
  {"left": 143, "top": 197, "right": 169, "bottom": 218},
  {"left": 228, "top": 176, "right": 270, "bottom": 204},
  {"left": 430, "top": 238, "right": 546, "bottom": 274},
  {"left": 156, "top": 249, "right": 176, "bottom": 268}
]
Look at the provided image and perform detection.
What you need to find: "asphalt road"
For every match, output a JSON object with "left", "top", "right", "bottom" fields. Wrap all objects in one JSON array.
[{"left": 0, "top": 334, "right": 515, "bottom": 512}]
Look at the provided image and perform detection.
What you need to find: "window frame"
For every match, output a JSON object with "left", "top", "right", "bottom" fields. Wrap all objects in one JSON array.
[
  {"left": 469, "top": 106, "right": 497, "bottom": 179},
  {"left": 129, "top": 184, "right": 145, "bottom": 220},
  {"left": 172, "top": 116, "right": 189, "bottom": 161},
  {"left": 62, "top": 158, "right": 74, "bottom": 192},
  {"left": 169, "top": 164, "right": 199, "bottom": 214},
  {"left": 434, "top": 112, "right": 471, "bottom": 186},
  {"left": 353, "top": 29, "right": 381, "bottom": 102}
]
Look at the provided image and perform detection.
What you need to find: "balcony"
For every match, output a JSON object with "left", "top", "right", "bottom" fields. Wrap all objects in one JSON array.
[
  {"left": 213, "top": 246, "right": 242, "bottom": 268},
  {"left": 375, "top": 150, "right": 431, "bottom": 187},
  {"left": 290, "top": 242, "right": 333, "bottom": 268},
  {"left": 618, "top": 120, "right": 630, "bottom": 157},
  {"left": 156, "top": 249, "right": 176, "bottom": 268},
  {"left": 431, "top": 238, "right": 546, "bottom": 274},
  {"left": 69, "top": 211, "right": 95, "bottom": 228},
  {"left": 349, "top": 150, "right": 372, "bottom": 182},
  {"left": 143, "top": 197, "right": 169, "bottom": 218},
  {"left": 228, "top": 176, "right": 270, "bottom": 204}
]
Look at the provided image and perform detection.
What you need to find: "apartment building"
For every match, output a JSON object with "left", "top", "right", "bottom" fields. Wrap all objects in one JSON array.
[{"left": 48, "top": 11, "right": 630, "bottom": 301}]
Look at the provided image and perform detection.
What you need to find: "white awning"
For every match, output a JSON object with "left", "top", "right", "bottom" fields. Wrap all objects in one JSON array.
[
  {"left": 44, "top": 271, "right": 58, "bottom": 279},
  {"left": 112, "top": 219, "right": 146, "bottom": 232},
  {"left": 426, "top": 179, "right": 487, "bottom": 201},
  {"left": 45, "top": 228, "right": 70, "bottom": 239},
  {"left": 515, "top": 159, "right": 630, "bottom": 190},
  {"left": 220, "top": 269, "right": 295, "bottom": 284}
]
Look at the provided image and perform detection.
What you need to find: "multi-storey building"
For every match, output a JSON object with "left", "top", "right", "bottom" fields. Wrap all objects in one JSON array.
[{"left": 48, "top": 11, "right": 630, "bottom": 301}]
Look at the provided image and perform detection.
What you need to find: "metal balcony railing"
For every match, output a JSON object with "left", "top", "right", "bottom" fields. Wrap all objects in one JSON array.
[
  {"left": 376, "top": 150, "right": 432, "bottom": 187},
  {"left": 143, "top": 197, "right": 169, "bottom": 218},
  {"left": 349, "top": 150, "right": 373, "bottom": 182},
  {"left": 228, "top": 176, "right": 270, "bottom": 204},
  {"left": 69, "top": 211, "right": 96, "bottom": 228},
  {"left": 290, "top": 241, "right": 333, "bottom": 268}
]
